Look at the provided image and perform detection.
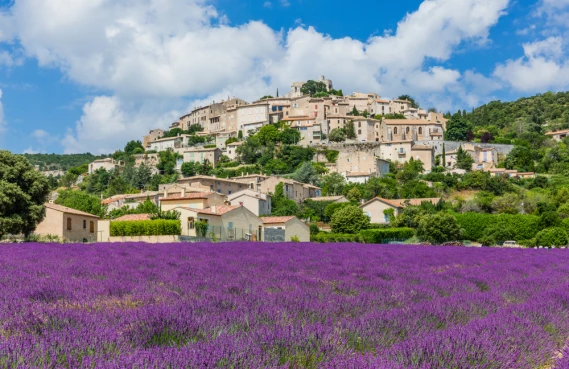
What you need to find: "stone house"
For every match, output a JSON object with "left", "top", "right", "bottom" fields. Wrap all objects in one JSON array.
[
  {"left": 545, "top": 129, "right": 569, "bottom": 142},
  {"left": 257, "top": 176, "right": 322, "bottom": 204},
  {"left": 143, "top": 129, "right": 165, "bottom": 148},
  {"left": 227, "top": 189, "right": 272, "bottom": 216},
  {"left": 183, "top": 147, "right": 222, "bottom": 168},
  {"left": 308, "top": 196, "right": 349, "bottom": 204},
  {"left": 226, "top": 142, "right": 243, "bottom": 161},
  {"left": 236, "top": 102, "right": 270, "bottom": 137},
  {"left": 159, "top": 190, "right": 226, "bottom": 212},
  {"left": 353, "top": 118, "right": 381, "bottom": 142},
  {"left": 381, "top": 119, "right": 444, "bottom": 142},
  {"left": 88, "top": 158, "right": 123, "bottom": 174},
  {"left": 261, "top": 216, "right": 310, "bottom": 242},
  {"left": 444, "top": 144, "right": 498, "bottom": 170},
  {"left": 359, "top": 197, "right": 441, "bottom": 224},
  {"left": 176, "top": 205, "right": 263, "bottom": 240},
  {"left": 146, "top": 135, "right": 191, "bottom": 152},
  {"left": 177, "top": 175, "right": 257, "bottom": 196},
  {"left": 282, "top": 116, "right": 322, "bottom": 145},
  {"left": 35, "top": 203, "right": 99, "bottom": 242}
]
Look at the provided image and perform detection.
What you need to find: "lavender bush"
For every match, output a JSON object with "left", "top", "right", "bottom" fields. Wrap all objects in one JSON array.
[{"left": 0, "top": 243, "right": 568, "bottom": 368}]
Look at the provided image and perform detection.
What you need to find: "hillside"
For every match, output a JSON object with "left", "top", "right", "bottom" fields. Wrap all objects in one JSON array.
[{"left": 23, "top": 153, "right": 108, "bottom": 171}]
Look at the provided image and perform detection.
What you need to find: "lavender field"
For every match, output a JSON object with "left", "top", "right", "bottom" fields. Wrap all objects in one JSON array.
[{"left": 1, "top": 243, "right": 568, "bottom": 368}]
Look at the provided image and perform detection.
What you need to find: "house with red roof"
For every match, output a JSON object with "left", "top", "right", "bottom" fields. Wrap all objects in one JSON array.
[
  {"left": 261, "top": 216, "right": 310, "bottom": 242},
  {"left": 359, "top": 197, "right": 442, "bottom": 224}
]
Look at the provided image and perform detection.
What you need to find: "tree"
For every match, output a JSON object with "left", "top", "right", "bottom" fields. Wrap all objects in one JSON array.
[
  {"left": 321, "top": 173, "right": 346, "bottom": 195},
  {"left": 156, "top": 150, "right": 179, "bottom": 175},
  {"left": 291, "top": 162, "right": 319, "bottom": 185},
  {"left": 181, "top": 162, "right": 197, "bottom": 177},
  {"left": 351, "top": 106, "right": 359, "bottom": 116},
  {"left": 442, "top": 143, "right": 446, "bottom": 168},
  {"left": 271, "top": 182, "right": 298, "bottom": 216},
  {"left": 445, "top": 112, "right": 472, "bottom": 141},
  {"left": 257, "top": 125, "right": 280, "bottom": 145},
  {"left": 259, "top": 95, "right": 273, "bottom": 100},
  {"left": 300, "top": 80, "right": 327, "bottom": 96},
  {"left": 124, "top": 140, "right": 144, "bottom": 155},
  {"left": 324, "top": 202, "right": 351, "bottom": 221},
  {"left": 346, "top": 187, "right": 362, "bottom": 202},
  {"left": 398, "top": 95, "right": 419, "bottom": 108},
  {"left": 329, "top": 128, "right": 346, "bottom": 142},
  {"left": 55, "top": 190, "right": 106, "bottom": 218},
  {"left": 330, "top": 206, "right": 370, "bottom": 234},
  {"left": 536, "top": 227, "right": 569, "bottom": 247},
  {"left": 345, "top": 121, "right": 356, "bottom": 139},
  {"left": 0, "top": 151, "right": 50, "bottom": 237},
  {"left": 455, "top": 146, "right": 475, "bottom": 171},
  {"left": 504, "top": 146, "right": 534, "bottom": 171},
  {"left": 492, "top": 193, "right": 521, "bottom": 214},
  {"left": 280, "top": 127, "right": 301, "bottom": 145},
  {"left": 417, "top": 213, "right": 462, "bottom": 244}
]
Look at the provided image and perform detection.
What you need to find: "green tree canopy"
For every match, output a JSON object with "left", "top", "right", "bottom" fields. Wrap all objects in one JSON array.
[
  {"left": 445, "top": 111, "right": 473, "bottom": 141},
  {"left": 455, "top": 145, "right": 475, "bottom": 171},
  {"left": 300, "top": 80, "right": 327, "bottom": 96},
  {"left": 321, "top": 172, "right": 346, "bottom": 196},
  {"left": 329, "top": 128, "right": 346, "bottom": 142},
  {"left": 398, "top": 95, "right": 419, "bottom": 108},
  {"left": 0, "top": 151, "right": 50, "bottom": 237},
  {"left": 345, "top": 121, "right": 356, "bottom": 139},
  {"left": 330, "top": 205, "right": 370, "bottom": 234},
  {"left": 417, "top": 212, "right": 462, "bottom": 244},
  {"left": 55, "top": 189, "right": 106, "bottom": 218}
]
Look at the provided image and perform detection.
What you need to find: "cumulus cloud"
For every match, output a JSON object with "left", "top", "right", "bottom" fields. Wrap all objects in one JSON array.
[
  {"left": 494, "top": 37, "right": 569, "bottom": 92},
  {"left": 0, "top": 0, "right": 511, "bottom": 153}
]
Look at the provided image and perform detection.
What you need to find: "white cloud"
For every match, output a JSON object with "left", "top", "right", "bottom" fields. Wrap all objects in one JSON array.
[
  {"left": 280, "top": 0, "right": 291, "bottom": 7},
  {"left": 23, "top": 147, "right": 40, "bottom": 154},
  {"left": 0, "top": 0, "right": 510, "bottom": 153},
  {"left": 494, "top": 37, "right": 569, "bottom": 92},
  {"left": 263, "top": 2, "right": 272, "bottom": 8}
]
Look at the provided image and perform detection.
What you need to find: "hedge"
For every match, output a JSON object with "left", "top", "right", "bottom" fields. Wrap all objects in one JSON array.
[
  {"left": 359, "top": 228, "right": 415, "bottom": 244},
  {"left": 536, "top": 227, "right": 569, "bottom": 247},
  {"left": 455, "top": 213, "right": 541, "bottom": 242},
  {"left": 110, "top": 220, "right": 181, "bottom": 236},
  {"left": 311, "top": 233, "right": 360, "bottom": 243}
]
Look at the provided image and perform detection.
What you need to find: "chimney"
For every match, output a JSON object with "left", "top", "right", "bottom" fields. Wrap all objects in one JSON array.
[
  {"left": 181, "top": 187, "right": 186, "bottom": 197},
  {"left": 211, "top": 205, "right": 217, "bottom": 214},
  {"left": 163, "top": 189, "right": 168, "bottom": 198}
]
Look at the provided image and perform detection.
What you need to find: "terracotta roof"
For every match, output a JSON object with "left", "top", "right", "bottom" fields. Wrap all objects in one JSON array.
[
  {"left": 45, "top": 203, "right": 100, "bottom": 218},
  {"left": 375, "top": 99, "right": 390, "bottom": 103},
  {"left": 308, "top": 196, "right": 347, "bottom": 202},
  {"left": 346, "top": 172, "right": 373, "bottom": 177},
  {"left": 101, "top": 194, "right": 128, "bottom": 205},
  {"left": 185, "top": 147, "right": 219, "bottom": 153},
  {"left": 261, "top": 216, "right": 296, "bottom": 224},
  {"left": 360, "top": 197, "right": 441, "bottom": 209},
  {"left": 545, "top": 129, "right": 569, "bottom": 135},
  {"left": 113, "top": 214, "right": 152, "bottom": 221},
  {"left": 282, "top": 116, "right": 315, "bottom": 121},
  {"left": 383, "top": 119, "right": 443, "bottom": 125},
  {"left": 430, "top": 132, "right": 443, "bottom": 136},
  {"left": 196, "top": 205, "right": 240, "bottom": 216},
  {"left": 160, "top": 192, "right": 215, "bottom": 201}
]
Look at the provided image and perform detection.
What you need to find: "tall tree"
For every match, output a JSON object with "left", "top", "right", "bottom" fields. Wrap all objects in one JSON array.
[
  {"left": 300, "top": 80, "right": 327, "bottom": 96},
  {"left": 398, "top": 95, "right": 419, "bottom": 108},
  {"left": 345, "top": 121, "right": 357, "bottom": 139},
  {"left": 0, "top": 151, "right": 50, "bottom": 237},
  {"left": 455, "top": 145, "right": 475, "bottom": 171},
  {"left": 445, "top": 112, "right": 472, "bottom": 141}
]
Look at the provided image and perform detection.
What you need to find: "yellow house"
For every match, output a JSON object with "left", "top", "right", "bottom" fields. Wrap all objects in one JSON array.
[
  {"left": 261, "top": 216, "right": 310, "bottom": 242},
  {"left": 159, "top": 191, "right": 226, "bottom": 211},
  {"left": 35, "top": 203, "right": 99, "bottom": 242},
  {"left": 175, "top": 205, "right": 263, "bottom": 241},
  {"left": 359, "top": 197, "right": 441, "bottom": 224}
]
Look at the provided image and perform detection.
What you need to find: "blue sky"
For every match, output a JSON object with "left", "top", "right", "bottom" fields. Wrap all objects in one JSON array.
[{"left": 0, "top": 0, "right": 568, "bottom": 154}]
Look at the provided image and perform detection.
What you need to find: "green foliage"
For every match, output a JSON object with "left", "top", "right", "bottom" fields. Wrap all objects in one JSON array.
[
  {"left": 359, "top": 228, "right": 415, "bottom": 244},
  {"left": 536, "top": 227, "right": 569, "bottom": 247},
  {"left": 382, "top": 113, "right": 406, "bottom": 119},
  {"left": 181, "top": 162, "right": 197, "bottom": 177},
  {"left": 271, "top": 182, "right": 299, "bottom": 216},
  {"left": 329, "top": 128, "right": 346, "bottom": 142},
  {"left": 291, "top": 162, "right": 319, "bottom": 185},
  {"left": 455, "top": 213, "right": 541, "bottom": 242},
  {"left": 324, "top": 202, "right": 351, "bottom": 221},
  {"left": 351, "top": 106, "right": 359, "bottom": 116},
  {"left": 259, "top": 95, "right": 274, "bottom": 100},
  {"left": 151, "top": 210, "right": 181, "bottom": 220},
  {"left": 300, "top": 80, "right": 327, "bottom": 96},
  {"left": 110, "top": 220, "right": 181, "bottom": 236},
  {"left": 330, "top": 206, "right": 370, "bottom": 234},
  {"left": 279, "top": 127, "right": 301, "bottom": 145},
  {"left": 156, "top": 150, "right": 179, "bottom": 176},
  {"left": 68, "top": 164, "right": 89, "bottom": 176},
  {"left": 445, "top": 111, "right": 473, "bottom": 141},
  {"left": 311, "top": 232, "right": 360, "bottom": 243},
  {"left": 124, "top": 140, "right": 144, "bottom": 155},
  {"left": 55, "top": 189, "right": 106, "bottom": 218},
  {"left": 0, "top": 151, "right": 50, "bottom": 237},
  {"left": 492, "top": 193, "right": 521, "bottom": 214},
  {"left": 257, "top": 125, "right": 280, "bottom": 145},
  {"left": 319, "top": 149, "right": 339, "bottom": 163},
  {"left": 195, "top": 221, "right": 209, "bottom": 237},
  {"left": 309, "top": 224, "right": 320, "bottom": 235},
  {"left": 23, "top": 153, "right": 106, "bottom": 171},
  {"left": 455, "top": 145, "right": 475, "bottom": 171},
  {"left": 345, "top": 121, "right": 356, "bottom": 139},
  {"left": 321, "top": 173, "right": 346, "bottom": 196},
  {"left": 290, "top": 235, "right": 300, "bottom": 242},
  {"left": 346, "top": 187, "right": 362, "bottom": 202},
  {"left": 225, "top": 137, "right": 239, "bottom": 145},
  {"left": 417, "top": 213, "right": 462, "bottom": 244},
  {"left": 504, "top": 146, "right": 535, "bottom": 172},
  {"left": 398, "top": 95, "right": 419, "bottom": 108}
]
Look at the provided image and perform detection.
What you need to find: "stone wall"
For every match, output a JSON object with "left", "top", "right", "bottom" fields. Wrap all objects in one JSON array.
[{"left": 415, "top": 140, "right": 514, "bottom": 156}]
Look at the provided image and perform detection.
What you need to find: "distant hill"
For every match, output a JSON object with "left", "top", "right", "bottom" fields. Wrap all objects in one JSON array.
[
  {"left": 23, "top": 153, "right": 108, "bottom": 171},
  {"left": 468, "top": 91, "right": 569, "bottom": 132}
]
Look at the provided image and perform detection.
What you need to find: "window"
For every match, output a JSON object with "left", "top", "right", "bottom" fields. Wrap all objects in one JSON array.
[
  {"left": 394, "top": 127, "right": 398, "bottom": 134},
  {"left": 83, "top": 220, "right": 87, "bottom": 229},
  {"left": 228, "top": 221, "right": 233, "bottom": 230},
  {"left": 188, "top": 217, "right": 195, "bottom": 229},
  {"left": 406, "top": 127, "right": 410, "bottom": 133},
  {"left": 418, "top": 127, "right": 423, "bottom": 134},
  {"left": 358, "top": 130, "right": 361, "bottom": 134},
  {"left": 66, "top": 217, "right": 72, "bottom": 231},
  {"left": 90, "top": 221, "right": 95, "bottom": 233},
  {"left": 358, "top": 122, "right": 361, "bottom": 127}
]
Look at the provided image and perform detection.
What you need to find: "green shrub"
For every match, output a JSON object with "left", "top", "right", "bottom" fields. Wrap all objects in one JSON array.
[
  {"left": 309, "top": 224, "right": 320, "bottom": 235},
  {"left": 455, "top": 213, "right": 541, "bottom": 242},
  {"left": 417, "top": 213, "right": 462, "bottom": 244},
  {"left": 330, "top": 206, "right": 370, "bottom": 234},
  {"left": 358, "top": 228, "right": 415, "bottom": 244},
  {"left": 291, "top": 235, "right": 300, "bottom": 242},
  {"left": 110, "top": 220, "right": 181, "bottom": 236},
  {"left": 536, "top": 227, "right": 569, "bottom": 247},
  {"left": 311, "top": 233, "right": 360, "bottom": 243},
  {"left": 195, "top": 221, "right": 209, "bottom": 237}
]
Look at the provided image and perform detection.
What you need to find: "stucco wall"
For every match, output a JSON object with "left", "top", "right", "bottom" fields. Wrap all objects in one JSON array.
[
  {"left": 35, "top": 208, "right": 64, "bottom": 238},
  {"left": 415, "top": 140, "right": 514, "bottom": 156},
  {"left": 361, "top": 200, "right": 397, "bottom": 224}
]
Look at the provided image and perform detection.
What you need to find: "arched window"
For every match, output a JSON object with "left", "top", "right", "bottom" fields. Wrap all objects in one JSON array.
[
  {"left": 406, "top": 127, "right": 410, "bottom": 134},
  {"left": 394, "top": 127, "right": 398, "bottom": 134},
  {"left": 418, "top": 127, "right": 423, "bottom": 134}
]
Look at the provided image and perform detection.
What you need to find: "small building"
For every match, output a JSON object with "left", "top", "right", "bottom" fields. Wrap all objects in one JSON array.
[
  {"left": 88, "top": 158, "right": 123, "bottom": 174},
  {"left": 257, "top": 176, "right": 322, "bottom": 203},
  {"left": 226, "top": 142, "right": 243, "bottom": 161},
  {"left": 159, "top": 190, "right": 226, "bottom": 212},
  {"left": 307, "top": 196, "right": 349, "bottom": 204},
  {"left": 344, "top": 171, "right": 375, "bottom": 184},
  {"left": 215, "top": 131, "right": 237, "bottom": 149},
  {"left": 261, "top": 216, "right": 310, "bottom": 242},
  {"left": 227, "top": 189, "right": 272, "bottom": 216},
  {"left": 545, "top": 129, "right": 569, "bottom": 142},
  {"left": 183, "top": 147, "right": 222, "bottom": 168},
  {"left": 176, "top": 205, "right": 263, "bottom": 240},
  {"left": 143, "top": 129, "right": 165, "bottom": 148},
  {"left": 35, "top": 203, "right": 99, "bottom": 242},
  {"left": 359, "top": 197, "right": 442, "bottom": 224}
]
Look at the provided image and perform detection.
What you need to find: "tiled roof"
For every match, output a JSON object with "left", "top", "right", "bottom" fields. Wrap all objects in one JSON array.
[
  {"left": 308, "top": 196, "right": 346, "bottom": 202},
  {"left": 346, "top": 172, "right": 373, "bottom": 177},
  {"left": 195, "top": 205, "right": 240, "bottom": 216},
  {"left": 160, "top": 192, "right": 215, "bottom": 201},
  {"left": 45, "top": 203, "right": 100, "bottom": 218},
  {"left": 113, "top": 214, "right": 152, "bottom": 221},
  {"left": 360, "top": 197, "right": 441, "bottom": 209},
  {"left": 383, "top": 119, "right": 443, "bottom": 125},
  {"left": 101, "top": 194, "right": 128, "bottom": 204},
  {"left": 261, "top": 216, "right": 296, "bottom": 224}
]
